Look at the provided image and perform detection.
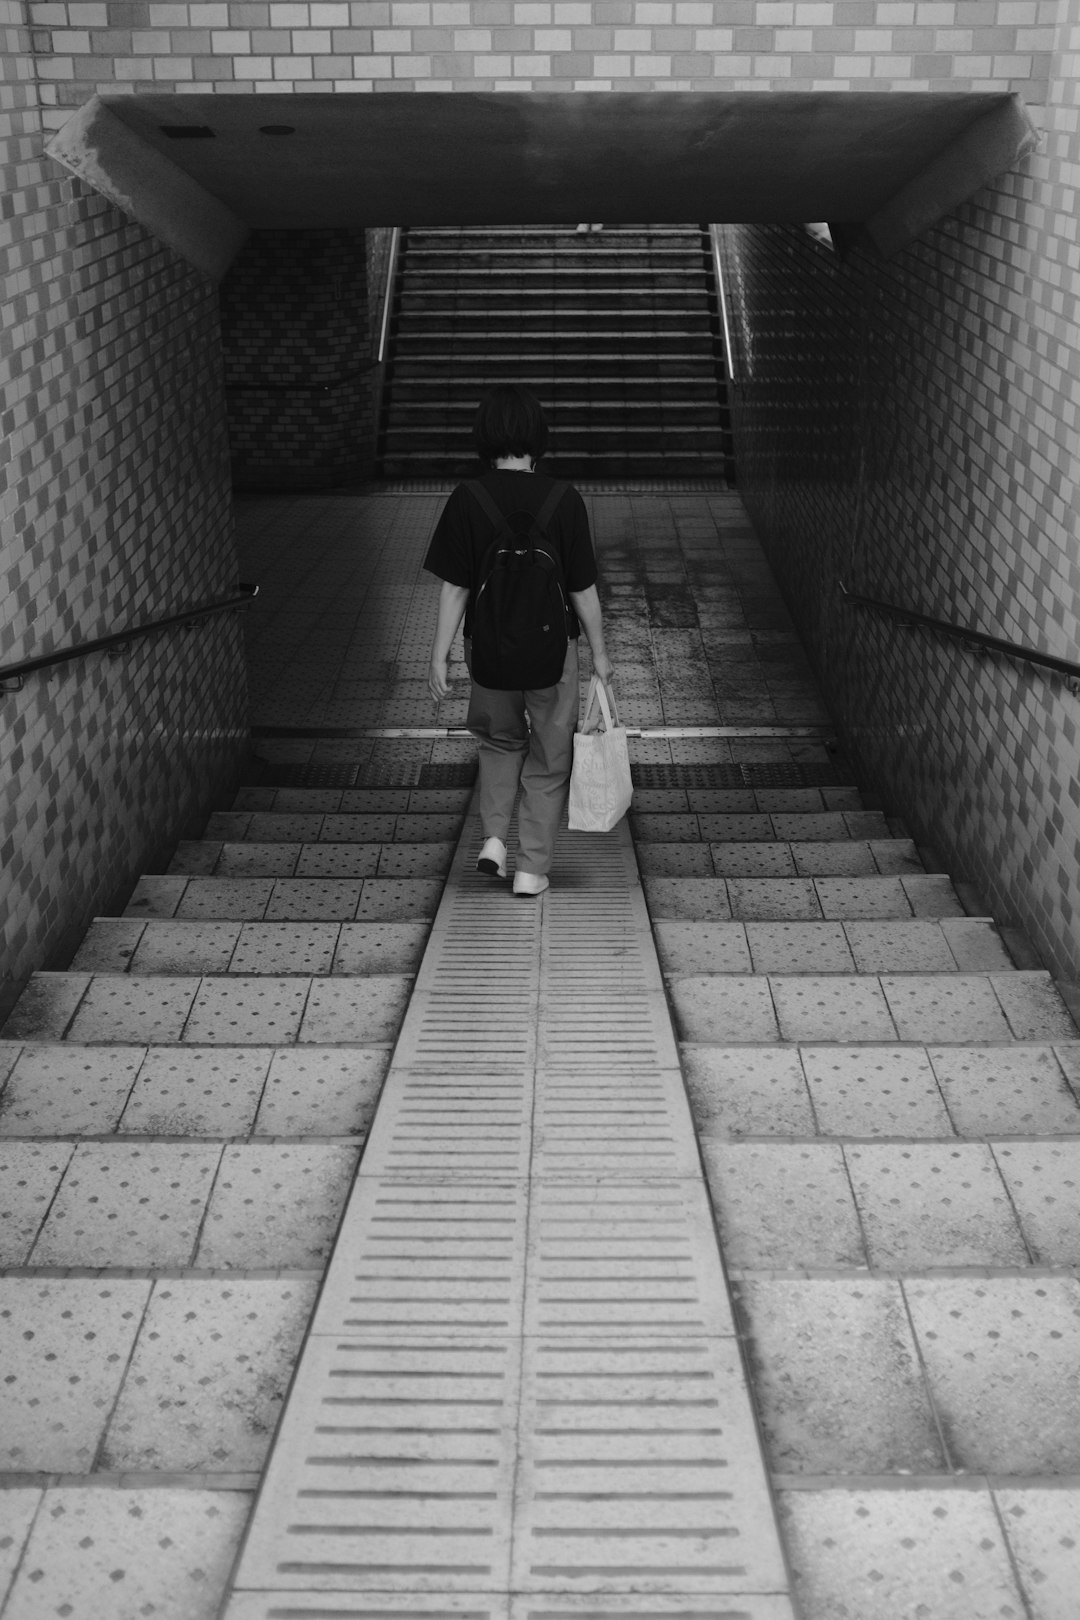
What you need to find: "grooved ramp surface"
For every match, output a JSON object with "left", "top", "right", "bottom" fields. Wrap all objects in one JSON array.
[{"left": 226, "top": 811, "right": 792, "bottom": 1619}]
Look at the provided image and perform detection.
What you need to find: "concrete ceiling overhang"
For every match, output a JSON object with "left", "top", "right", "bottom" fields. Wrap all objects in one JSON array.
[{"left": 47, "top": 89, "right": 1039, "bottom": 281}]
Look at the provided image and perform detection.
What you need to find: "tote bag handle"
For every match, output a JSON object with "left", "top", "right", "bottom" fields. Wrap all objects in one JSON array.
[{"left": 581, "top": 675, "right": 620, "bottom": 735}]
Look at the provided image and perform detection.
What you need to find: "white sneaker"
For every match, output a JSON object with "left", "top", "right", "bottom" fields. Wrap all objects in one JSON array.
[
  {"left": 476, "top": 837, "right": 507, "bottom": 879},
  {"left": 513, "top": 871, "right": 549, "bottom": 897}
]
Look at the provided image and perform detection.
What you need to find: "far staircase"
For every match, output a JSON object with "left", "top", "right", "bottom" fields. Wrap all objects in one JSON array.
[{"left": 377, "top": 224, "right": 734, "bottom": 481}]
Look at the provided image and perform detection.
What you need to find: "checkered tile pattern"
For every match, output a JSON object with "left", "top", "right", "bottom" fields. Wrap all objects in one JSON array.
[
  {"left": 222, "top": 228, "right": 377, "bottom": 487},
  {"left": 718, "top": 92, "right": 1080, "bottom": 982},
  {"left": 1, "top": 27, "right": 247, "bottom": 984},
  {"left": 26, "top": 0, "right": 1057, "bottom": 109}
]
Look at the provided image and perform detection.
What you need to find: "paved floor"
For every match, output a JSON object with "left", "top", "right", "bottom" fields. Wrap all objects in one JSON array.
[{"left": 2, "top": 486, "right": 1080, "bottom": 1620}]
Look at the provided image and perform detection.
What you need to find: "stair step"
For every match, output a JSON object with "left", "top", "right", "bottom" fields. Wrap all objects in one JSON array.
[
  {"left": 168, "top": 840, "right": 457, "bottom": 878},
  {"left": 642, "top": 873, "right": 967, "bottom": 921},
  {"left": 71, "top": 918, "right": 432, "bottom": 978},
  {"left": 637, "top": 839, "right": 926, "bottom": 877},
  {"left": 654, "top": 918, "right": 1015, "bottom": 976},
  {"left": 632, "top": 810, "right": 893, "bottom": 840},
  {"left": 125, "top": 874, "right": 445, "bottom": 921}
]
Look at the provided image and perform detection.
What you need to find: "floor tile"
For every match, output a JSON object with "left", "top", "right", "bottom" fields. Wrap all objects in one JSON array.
[
  {"left": 3, "top": 1487, "right": 251, "bottom": 1620},
  {"left": 996, "top": 1486, "right": 1080, "bottom": 1620},
  {"left": 378, "top": 841, "right": 457, "bottom": 877},
  {"left": 31, "top": 1142, "right": 221, "bottom": 1266},
  {"left": 772, "top": 978, "right": 897, "bottom": 1043},
  {"left": 120, "top": 1046, "right": 271, "bottom": 1135},
  {"left": 0, "top": 1141, "right": 75, "bottom": 1262},
  {"left": 299, "top": 976, "right": 413, "bottom": 1043},
  {"left": 67, "top": 977, "right": 199, "bottom": 1043},
  {"left": 737, "top": 1278, "right": 945, "bottom": 1473},
  {"left": 844, "top": 920, "right": 958, "bottom": 973},
  {"left": 0, "top": 1278, "right": 150, "bottom": 1471},
  {"left": 630, "top": 812, "right": 703, "bottom": 841},
  {"left": 880, "top": 976, "right": 1014, "bottom": 1042},
  {"left": 169, "top": 840, "right": 221, "bottom": 876},
  {"left": 930, "top": 1044, "right": 1080, "bottom": 1135},
  {"left": 254, "top": 1047, "right": 390, "bottom": 1135},
  {"left": 846, "top": 1142, "right": 1028, "bottom": 1267},
  {"left": 341, "top": 788, "right": 412, "bottom": 811},
  {"left": 770, "top": 812, "right": 850, "bottom": 842},
  {"left": 682, "top": 1046, "right": 816, "bottom": 1137},
  {"left": 699, "top": 813, "right": 774, "bottom": 842},
  {"left": 178, "top": 878, "right": 276, "bottom": 920},
  {"left": 0, "top": 1044, "right": 142, "bottom": 1134},
  {"left": 791, "top": 842, "right": 877, "bottom": 877},
  {"left": 813, "top": 877, "right": 911, "bottom": 918},
  {"left": 729, "top": 879, "right": 822, "bottom": 920},
  {"left": 295, "top": 843, "right": 381, "bottom": 877},
  {"left": 197, "top": 1143, "right": 359, "bottom": 1267},
  {"left": 781, "top": 1487, "right": 1024, "bottom": 1620},
  {"left": 69, "top": 918, "right": 146, "bottom": 972},
  {"left": 246, "top": 812, "right": 326, "bottom": 842},
  {"left": 747, "top": 922, "right": 855, "bottom": 974},
  {"left": 641, "top": 876, "right": 733, "bottom": 920},
  {"left": 669, "top": 976, "right": 779, "bottom": 1042},
  {"left": 654, "top": 920, "right": 752, "bottom": 974},
  {"left": 801, "top": 1046, "right": 954, "bottom": 1137},
  {"left": 333, "top": 921, "right": 430, "bottom": 974},
  {"left": 1, "top": 974, "right": 91, "bottom": 1041},
  {"left": 123, "top": 875, "right": 189, "bottom": 916},
  {"left": 354, "top": 876, "right": 445, "bottom": 920},
  {"left": 264, "top": 878, "right": 364, "bottom": 920},
  {"left": 183, "top": 977, "right": 311, "bottom": 1044},
  {"left": 319, "top": 812, "right": 399, "bottom": 842},
  {"left": 635, "top": 842, "right": 715, "bottom": 876},
  {"left": 217, "top": 843, "right": 301, "bottom": 877},
  {"left": 709, "top": 843, "right": 797, "bottom": 877},
  {"left": 940, "top": 917, "right": 1015, "bottom": 971},
  {"left": 230, "top": 922, "right": 341, "bottom": 975},
  {"left": 900, "top": 873, "right": 966, "bottom": 917},
  {"left": 992, "top": 1140, "right": 1080, "bottom": 1263},
  {"left": 869, "top": 839, "right": 925, "bottom": 874},
  {"left": 102, "top": 1279, "right": 317, "bottom": 1472},
  {"left": 906, "top": 1276, "right": 1080, "bottom": 1472},
  {"left": 993, "top": 973, "right": 1078, "bottom": 1040},
  {"left": 702, "top": 1142, "right": 864, "bottom": 1268},
  {"left": 131, "top": 921, "right": 244, "bottom": 974},
  {"left": 0, "top": 1489, "right": 40, "bottom": 1608}
]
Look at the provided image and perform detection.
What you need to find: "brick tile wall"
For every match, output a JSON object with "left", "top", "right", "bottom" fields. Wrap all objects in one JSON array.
[
  {"left": 26, "top": 0, "right": 1058, "bottom": 113},
  {"left": 221, "top": 227, "right": 377, "bottom": 487},
  {"left": 1, "top": 8, "right": 248, "bottom": 990},
  {"left": 718, "top": 18, "right": 1080, "bottom": 981}
]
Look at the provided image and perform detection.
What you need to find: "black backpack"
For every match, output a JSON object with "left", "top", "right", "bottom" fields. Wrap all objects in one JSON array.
[{"left": 467, "top": 480, "right": 571, "bottom": 690}]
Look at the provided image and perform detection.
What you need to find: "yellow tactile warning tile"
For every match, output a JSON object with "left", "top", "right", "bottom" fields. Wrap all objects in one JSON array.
[{"left": 223, "top": 813, "right": 794, "bottom": 1620}]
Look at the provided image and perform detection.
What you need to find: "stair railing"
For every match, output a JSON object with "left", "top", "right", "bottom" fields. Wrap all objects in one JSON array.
[
  {"left": 708, "top": 224, "right": 736, "bottom": 386},
  {"left": 377, "top": 226, "right": 402, "bottom": 366},
  {"left": 0, "top": 584, "right": 259, "bottom": 693},
  {"left": 839, "top": 580, "right": 1080, "bottom": 688}
]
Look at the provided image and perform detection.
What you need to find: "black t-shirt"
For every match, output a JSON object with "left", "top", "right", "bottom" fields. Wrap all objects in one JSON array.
[{"left": 423, "top": 470, "right": 598, "bottom": 638}]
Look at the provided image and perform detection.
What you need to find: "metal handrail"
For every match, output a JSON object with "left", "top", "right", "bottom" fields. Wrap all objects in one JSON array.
[
  {"left": 377, "top": 226, "right": 402, "bottom": 366},
  {"left": 839, "top": 580, "right": 1080, "bottom": 682},
  {"left": 0, "top": 583, "right": 259, "bottom": 690},
  {"left": 708, "top": 224, "right": 736, "bottom": 385}
]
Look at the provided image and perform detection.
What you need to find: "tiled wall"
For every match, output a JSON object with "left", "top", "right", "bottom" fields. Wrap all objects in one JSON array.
[
  {"left": 27, "top": 0, "right": 1058, "bottom": 114},
  {"left": 221, "top": 227, "right": 377, "bottom": 488},
  {"left": 1, "top": 5, "right": 248, "bottom": 992},
  {"left": 719, "top": 17, "right": 1080, "bottom": 981}
]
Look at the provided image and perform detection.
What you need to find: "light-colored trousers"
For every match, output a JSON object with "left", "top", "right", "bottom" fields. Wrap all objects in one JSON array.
[{"left": 465, "top": 639, "right": 579, "bottom": 876}]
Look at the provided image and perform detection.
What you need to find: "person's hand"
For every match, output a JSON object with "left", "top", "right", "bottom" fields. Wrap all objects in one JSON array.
[
  {"left": 428, "top": 657, "right": 451, "bottom": 704},
  {"left": 592, "top": 651, "right": 615, "bottom": 685}
]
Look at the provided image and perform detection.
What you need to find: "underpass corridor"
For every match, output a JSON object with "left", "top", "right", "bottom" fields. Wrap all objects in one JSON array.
[{"left": 1, "top": 487, "right": 1079, "bottom": 1620}]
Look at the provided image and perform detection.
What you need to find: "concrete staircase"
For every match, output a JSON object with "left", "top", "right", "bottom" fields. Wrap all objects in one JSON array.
[
  {"left": 378, "top": 225, "right": 733, "bottom": 480},
  {"left": 0, "top": 773, "right": 469, "bottom": 1618},
  {"left": 635, "top": 777, "right": 1080, "bottom": 1614}
]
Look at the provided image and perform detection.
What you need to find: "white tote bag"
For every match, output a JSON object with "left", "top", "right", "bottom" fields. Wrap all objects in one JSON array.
[{"left": 567, "top": 677, "right": 633, "bottom": 833}]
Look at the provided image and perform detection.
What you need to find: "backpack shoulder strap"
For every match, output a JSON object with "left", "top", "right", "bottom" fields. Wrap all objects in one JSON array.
[
  {"left": 465, "top": 480, "right": 504, "bottom": 529},
  {"left": 534, "top": 480, "right": 568, "bottom": 532}
]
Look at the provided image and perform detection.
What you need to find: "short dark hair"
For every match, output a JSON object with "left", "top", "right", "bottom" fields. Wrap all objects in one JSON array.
[{"left": 472, "top": 385, "right": 550, "bottom": 464}]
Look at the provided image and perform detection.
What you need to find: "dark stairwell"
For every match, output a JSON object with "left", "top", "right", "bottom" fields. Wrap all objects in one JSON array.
[{"left": 376, "top": 224, "right": 735, "bottom": 482}]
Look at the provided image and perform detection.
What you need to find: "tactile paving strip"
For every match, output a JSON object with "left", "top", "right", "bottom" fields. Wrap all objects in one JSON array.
[{"left": 226, "top": 805, "right": 791, "bottom": 1617}]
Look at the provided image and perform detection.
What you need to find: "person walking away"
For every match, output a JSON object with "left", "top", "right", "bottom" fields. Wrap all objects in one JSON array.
[{"left": 425, "top": 385, "right": 614, "bottom": 896}]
